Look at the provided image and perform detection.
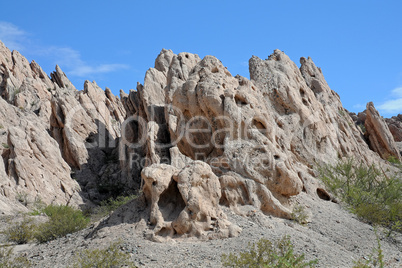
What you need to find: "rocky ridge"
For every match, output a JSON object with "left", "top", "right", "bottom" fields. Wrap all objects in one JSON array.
[{"left": 0, "top": 41, "right": 401, "bottom": 266}]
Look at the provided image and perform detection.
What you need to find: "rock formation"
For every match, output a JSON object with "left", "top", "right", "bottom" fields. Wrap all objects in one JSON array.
[
  {"left": 0, "top": 40, "right": 133, "bottom": 212},
  {"left": 385, "top": 114, "right": 402, "bottom": 142},
  {"left": 0, "top": 40, "right": 399, "bottom": 240},
  {"left": 123, "top": 49, "right": 386, "bottom": 240},
  {"left": 364, "top": 102, "right": 401, "bottom": 161}
]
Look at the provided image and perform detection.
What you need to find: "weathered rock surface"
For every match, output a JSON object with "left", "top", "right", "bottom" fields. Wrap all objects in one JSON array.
[
  {"left": 142, "top": 160, "right": 241, "bottom": 241},
  {"left": 0, "top": 97, "right": 82, "bottom": 211},
  {"left": 0, "top": 40, "right": 134, "bottom": 212},
  {"left": 117, "top": 49, "right": 388, "bottom": 239},
  {"left": 364, "top": 102, "right": 401, "bottom": 161},
  {"left": 0, "top": 39, "right": 399, "bottom": 242},
  {"left": 385, "top": 114, "right": 402, "bottom": 142}
]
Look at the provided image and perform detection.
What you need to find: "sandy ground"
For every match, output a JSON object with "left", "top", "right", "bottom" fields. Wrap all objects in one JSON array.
[{"left": 1, "top": 192, "right": 401, "bottom": 267}]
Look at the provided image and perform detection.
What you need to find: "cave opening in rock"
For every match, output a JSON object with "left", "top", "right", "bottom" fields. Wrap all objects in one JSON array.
[
  {"left": 158, "top": 180, "right": 186, "bottom": 221},
  {"left": 316, "top": 188, "right": 331, "bottom": 201}
]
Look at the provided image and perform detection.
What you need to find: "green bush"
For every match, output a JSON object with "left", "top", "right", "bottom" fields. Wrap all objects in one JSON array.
[
  {"left": 34, "top": 205, "right": 89, "bottom": 243},
  {"left": 92, "top": 195, "right": 137, "bottom": 220},
  {"left": 221, "top": 236, "right": 318, "bottom": 268},
  {"left": 71, "top": 241, "right": 136, "bottom": 268},
  {"left": 318, "top": 159, "right": 402, "bottom": 234},
  {"left": 291, "top": 205, "right": 309, "bottom": 225},
  {"left": 3, "top": 217, "right": 35, "bottom": 244},
  {"left": 387, "top": 156, "right": 400, "bottom": 165},
  {"left": 0, "top": 246, "right": 31, "bottom": 268}
]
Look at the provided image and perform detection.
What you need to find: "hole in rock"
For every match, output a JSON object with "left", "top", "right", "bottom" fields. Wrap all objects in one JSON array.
[
  {"left": 252, "top": 119, "right": 267, "bottom": 134},
  {"left": 211, "top": 67, "right": 219, "bottom": 73},
  {"left": 235, "top": 95, "right": 248, "bottom": 106},
  {"left": 300, "top": 88, "right": 305, "bottom": 97},
  {"left": 156, "top": 227, "right": 171, "bottom": 237},
  {"left": 158, "top": 180, "right": 186, "bottom": 221},
  {"left": 185, "top": 54, "right": 189, "bottom": 59},
  {"left": 274, "top": 155, "right": 280, "bottom": 160},
  {"left": 220, "top": 95, "right": 225, "bottom": 105},
  {"left": 316, "top": 188, "right": 331, "bottom": 201}
]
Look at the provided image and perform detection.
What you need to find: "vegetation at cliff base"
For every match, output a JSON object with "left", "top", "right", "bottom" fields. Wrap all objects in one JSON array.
[
  {"left": 221, "top": 236, "right": 318, "bottom": 268},
  {"left": 318, "top": 159, "right": 402, "bottom": 234},
  {"left": 3, "top": 217, "right": 35, "bottom": 244},
  {"left": 34, "top": 204, "right": 90, "bottom": 243},
  {"left": 92, "top": 194, "right": 138, "bottom": 220},
  {"left": 0, "top": 246, "right": 31, "bottom": 268},
  {"left": 3, "top": 205, "right": 90, "bottom": 244},
  {"left": 71, "top": 241, "right": 136, "bottom": 268}
]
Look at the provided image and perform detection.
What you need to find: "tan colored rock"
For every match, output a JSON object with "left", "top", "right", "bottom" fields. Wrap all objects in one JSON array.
[
  {"left": 115, "top": 49, "right": 389, "bottom": 240},
  {"left": 0, "top": 41, "right": 132, "bottom": 208},
  {"left": 364, "top": 102, "right": 401, "bottom": 161},
  {"left": 142, "top": 161, "right": 240, "bottom": 241},
  {"left": 385, "top": 114, "right": 402, "bottom": 142},
  {"left": 0, "top": 97, "right": 84, "bottom": 211},
  {"left": 0, "top": 41, "right": 397, "bottom": 242}
]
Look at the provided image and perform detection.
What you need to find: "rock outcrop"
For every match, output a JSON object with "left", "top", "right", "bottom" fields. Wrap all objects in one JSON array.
[
  {"left": 0, "top": 40, "right": 134, "bottom": 212},
  {"left": 385, "top": 114, "right": 402, "bottom": 142},
  {"left": 0, "top": 40, "right": 398, "bottom": 240},
  {"left": 122, "top": 49, "right": 385, "bottom": 240},
  {"left": 364, "top": 102, "right": 401, "bottom": 161}
]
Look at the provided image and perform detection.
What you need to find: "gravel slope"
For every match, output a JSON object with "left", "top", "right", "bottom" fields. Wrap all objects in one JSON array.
[{"left": 1, "top": 192, "right": 401, "bottom": 267}]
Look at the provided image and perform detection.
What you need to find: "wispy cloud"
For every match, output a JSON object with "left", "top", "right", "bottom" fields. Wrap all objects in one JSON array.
[
  {"left": 352, "top": 103, "right": 366, "bottom": 111},
  {"left": 0, "top": 21, "right": 28, "bottom": 51},
  {"left": 39, "top": 46, "right": 129, "bottom": 77},
  {"left": 0, "top": 21, "right": 129, "bottom": 77},
  {"left": 378, "top": 87, "right": 402, "bottom": 115},
  {"left": 69, "top": 64, "right": 129, "bottom": 77}
]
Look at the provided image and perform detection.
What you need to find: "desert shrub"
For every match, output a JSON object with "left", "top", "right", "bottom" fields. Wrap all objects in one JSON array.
[
  {"left": 15, "top": 192, "right": 28, "bottom": 206},
  {"left": 0, "top": 246, "right": 31, "bottom": 268},
  {"left": 71, "top": 241, "right": 136, "bottom": 268},
  {"left": 221, "top": 235, "right": 318, "bottom": 268},
  {"left": 34, "top": 205, "right": 89, "bottom": 243},
  {"left": 291, "top": 204, "right": 309, "bottom": 225},
  {"left": 3, "top": 217, "right": 35, "bottom": 244},
  {"left": 318, "top": 159, "right": 402, "bottom": 234},
  {"left": 92, "top": 195, "right": 137, "bottom": 220}
]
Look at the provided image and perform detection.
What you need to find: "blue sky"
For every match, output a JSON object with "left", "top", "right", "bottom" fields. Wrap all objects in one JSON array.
[{"left": 1, "top": 0, "right": 401, "bottom": 116}]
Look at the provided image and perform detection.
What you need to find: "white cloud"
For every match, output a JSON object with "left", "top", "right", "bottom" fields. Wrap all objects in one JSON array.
[
  {"left": 353, "top": 103, "right": 366, "bottom": 110},
  {"left": 39, "top": 46, "right": 129, "bottom": 77},
  {"left": 377, "top": 86, "right": 402, "bottom": 115},
  {"left": 391, "top": 87, "right": 402, "bottom": 98},
  {"left": 69, "top": 64, "right": 129, "bottom": 77},
  {"left": 0, "top": 21, "right": 129, "bottom": 77},
  {"left": 0, "top": 21, "right": 27, "bottom": 51}
]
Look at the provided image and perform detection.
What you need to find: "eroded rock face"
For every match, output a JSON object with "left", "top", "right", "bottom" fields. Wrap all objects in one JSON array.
[
  {"left": 0, "top": 97, "right": 83, "bottom": 211},
  {"left": 385, "top": 114, "right": 402, "bottom": 142},
  {"left": 364, "top": 102, "right": 401, "bottom": 161},
  {"left": 0, "top": 40, "right": 133, "bottom": 212},
  {"left": 142, "top": 159, "right": 241, "bottom": 241},
  {"left": 0, "top": 39, "right": 397, "bottom": 240},
  {"left": 124, "top": 49, "right": 386, "bottom": 240}
]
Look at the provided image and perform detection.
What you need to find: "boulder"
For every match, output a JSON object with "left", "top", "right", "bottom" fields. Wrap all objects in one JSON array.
[
  {"left": 142, "top": 161, "right": 241, "bottom": 241},
  {"left": 385, "top": 114, "right": 402, "bottom": 142},
  {"left": 364, "top": 102, "right": 401, "bottom": 161}
]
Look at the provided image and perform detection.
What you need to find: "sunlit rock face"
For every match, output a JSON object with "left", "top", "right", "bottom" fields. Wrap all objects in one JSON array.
[{"left": 0, "top": 40, "right": 395, "bottom": 240}]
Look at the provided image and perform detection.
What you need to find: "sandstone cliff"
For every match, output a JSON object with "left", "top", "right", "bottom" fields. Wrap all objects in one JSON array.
[
  {"left": 0, "top": 41, "right": 400, "bottom": 241},
  {"left": 0, "top": 41, "right": 132, "bottom": 213}
]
